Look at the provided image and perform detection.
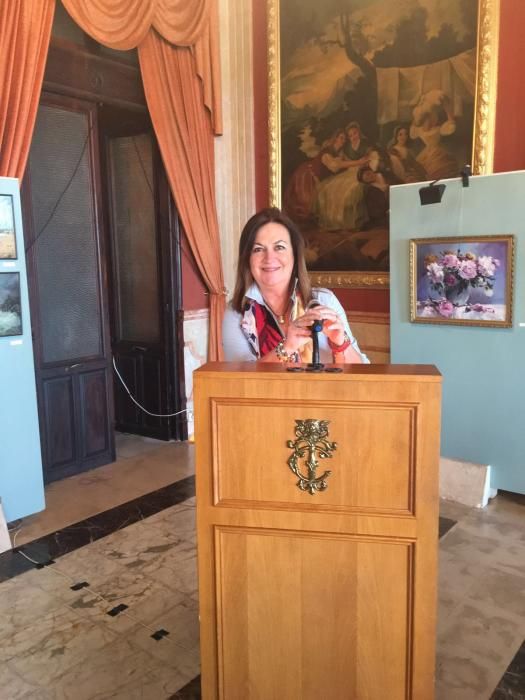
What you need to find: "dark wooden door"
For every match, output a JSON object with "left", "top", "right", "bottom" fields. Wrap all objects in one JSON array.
[
  {"left": 23, "top": 94, "right": 115, "bottom": 484},
  {"left": 101, "top": 106, "right": 185, "bottom": 441}
]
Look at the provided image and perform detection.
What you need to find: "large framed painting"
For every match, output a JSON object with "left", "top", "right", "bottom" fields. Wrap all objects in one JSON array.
[
  {"left": 0, "top": 194, "right": 17, "bottom": 259},
  {"left": 410, "top": 235, "right": 514, "bottom": 327},
  {"left": 268, "top": 0, "right": 500, "bottom": 288}
]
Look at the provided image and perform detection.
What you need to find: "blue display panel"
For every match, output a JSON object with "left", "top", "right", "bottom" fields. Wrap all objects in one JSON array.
[{"left": 0, "top": 177, "right": 45, "bottom": 521}]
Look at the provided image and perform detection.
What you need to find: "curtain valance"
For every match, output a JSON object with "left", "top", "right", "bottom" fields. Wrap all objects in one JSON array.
[
  {"left": 61, "top": 0, "right": 210, "bottom": 49},
  {"left": 61, "top": 0, "right": 221, "bottom": 133}
]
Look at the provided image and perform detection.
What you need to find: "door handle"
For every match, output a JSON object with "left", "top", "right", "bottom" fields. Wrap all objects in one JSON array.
[
  {"left": 132, "top": 345, "right": 147, "bottom": 352},
  {"left": 66, "top": 363, "right": 82, "bottom": 372}
]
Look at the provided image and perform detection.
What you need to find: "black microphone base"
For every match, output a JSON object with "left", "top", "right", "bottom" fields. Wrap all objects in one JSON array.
[{"left": 306, "top": 362, "right": 324, "bottom": 372}]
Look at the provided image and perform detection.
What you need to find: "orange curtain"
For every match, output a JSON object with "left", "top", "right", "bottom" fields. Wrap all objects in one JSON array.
[
  {"left": 61, "top": 0, "right": 221, "bottom": 132},
  {"left": 0, "top": 0, "right": 55, "bottom": 179},
  {"left": 139, "top": 31, "right": 225, "bottom": 360},
  {"left": 61, "top": 0, "right": 224, "bottom": 358}
]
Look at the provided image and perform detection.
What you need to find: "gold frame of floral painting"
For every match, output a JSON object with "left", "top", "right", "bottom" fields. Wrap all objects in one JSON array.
[
  {"left": 409, "top": 234, "right": 514, "bottom": 328},
  {"left": 268, "top": 0, "right": 500, "bottom": 289}
]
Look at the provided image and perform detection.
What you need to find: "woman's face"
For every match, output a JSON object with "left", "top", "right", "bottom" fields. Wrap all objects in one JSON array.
[
  {"left": 333, "top": 132, "right": 346, "bottom": 151},
  {"left": 347, "top": 126, "right": 360, "bottom": 142},
  {"left": 249, "top": 222, "right": 294, "bottom": 294},
  {"left": 368, "top": 150, "right": 380, "bottom": 172},
  {"left": 397, "top": 128, "right": 408, "bottom": 145}
]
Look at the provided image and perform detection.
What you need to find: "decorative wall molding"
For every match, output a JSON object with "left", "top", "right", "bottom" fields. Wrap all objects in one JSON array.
[
  {"left": 183, "top": 308, "right": 210, "bottom": 322},
  {"left": 347, "top": 311, "right": 390, "bottom": 326},
  {"left": 183, "top": 308, "right": 209, "bottom": 436},
  {"left": 347, "top": 311, "right": 390, "bottom": 363},
  {"left": 473, "top": 0, "right": 500, "bottom": 175}
]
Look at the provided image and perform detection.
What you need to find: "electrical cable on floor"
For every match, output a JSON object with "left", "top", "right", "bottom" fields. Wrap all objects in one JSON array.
[
  {"left": 12, "top": 528, "right": 42, "bottom": 566},
  {"left": 112, "top": 357, "right": 191, "bottom": 419}
]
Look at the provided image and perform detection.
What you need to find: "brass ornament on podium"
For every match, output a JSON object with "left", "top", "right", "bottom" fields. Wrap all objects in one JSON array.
[{"left": 286, "top": 419, "right": 337, "bottom": 494}]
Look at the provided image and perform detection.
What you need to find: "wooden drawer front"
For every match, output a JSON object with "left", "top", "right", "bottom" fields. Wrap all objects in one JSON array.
[
  {"left": 215, "top": 527, "right": 413, "bottom": 700},
  {"left": 212, "top": 399, "right": 416, "bottom": 514}
]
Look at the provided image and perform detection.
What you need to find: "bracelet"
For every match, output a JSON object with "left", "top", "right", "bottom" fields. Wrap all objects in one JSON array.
[
  {"left": 327, "top": 332, "right": 352, "bottom": 354},
  {"left": 275, "top": 340, "right": 298, "bottom": 363}
]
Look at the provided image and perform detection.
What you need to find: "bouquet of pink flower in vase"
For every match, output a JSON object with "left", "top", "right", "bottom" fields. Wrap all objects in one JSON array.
[{"left": 422, "top": 249, "right": 499, "bottom": 318}]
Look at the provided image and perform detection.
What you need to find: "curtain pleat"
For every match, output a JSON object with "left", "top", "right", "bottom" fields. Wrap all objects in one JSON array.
[
  {"left": 61, "top": 0, "right": 221, "bottom": 133},
  {"left": 60, "top": 0, "right": 154, "bottom": 50},
  {"left": 153, "top": 0, "right": 210, "bottom": 46},
  {"left": 0, "top": 0, "right": 55, "bottom": 179},
  {"left": 139, "top": 32, "right": 225, "bottom": 360}
]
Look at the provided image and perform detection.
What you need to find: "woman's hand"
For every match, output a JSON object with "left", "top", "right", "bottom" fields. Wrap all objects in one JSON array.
[
  {"left": 282, "top": 317, "right": 314, "bottom": 355},
  {"left": 291, "top": 305, "right": 346, "bottom": 346}
]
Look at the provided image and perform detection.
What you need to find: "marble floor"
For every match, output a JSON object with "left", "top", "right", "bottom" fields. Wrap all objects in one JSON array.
[{"left": 1, "top": 434, "right": 524, "bottom": 699}]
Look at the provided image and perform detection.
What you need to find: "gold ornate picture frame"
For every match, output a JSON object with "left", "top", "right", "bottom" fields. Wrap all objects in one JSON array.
[
  {"left": 410, "top": 234, "right": 514, "bottom": 327},
  {"left": 268, "top": 0, "right": 500, "bottom": 289}
]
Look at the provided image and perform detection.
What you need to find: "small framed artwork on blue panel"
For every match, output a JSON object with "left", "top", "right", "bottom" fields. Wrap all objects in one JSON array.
[
  {"left": 0, "top": 272, "right": 22, "bottom": 337},
  {"left": 0, "top": 194, "right": 17, "bottom": 260}
]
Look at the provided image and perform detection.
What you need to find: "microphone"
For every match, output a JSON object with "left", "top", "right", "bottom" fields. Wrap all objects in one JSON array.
[{"left": 306, "top": 301, "right": 324, "bottom": 371}]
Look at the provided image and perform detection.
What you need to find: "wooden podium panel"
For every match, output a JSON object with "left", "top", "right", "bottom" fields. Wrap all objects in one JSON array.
[{"left": 195, "top": 364, "right": 442, "bottom": 700}]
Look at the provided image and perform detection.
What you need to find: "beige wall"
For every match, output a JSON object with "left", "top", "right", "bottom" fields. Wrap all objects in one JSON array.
[{"left": 214, "top": 0, "right": 256, "bottom": 298}]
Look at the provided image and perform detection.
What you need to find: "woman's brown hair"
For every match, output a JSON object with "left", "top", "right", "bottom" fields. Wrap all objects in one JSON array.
[{"left": 231, "top": 207, "right": 312, "bottom": 313}]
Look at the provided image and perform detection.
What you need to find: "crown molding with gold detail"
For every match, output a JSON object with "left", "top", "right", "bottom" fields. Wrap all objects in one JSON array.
[{"left": 310, "top": 272, "right": 389, "bottom": 290}]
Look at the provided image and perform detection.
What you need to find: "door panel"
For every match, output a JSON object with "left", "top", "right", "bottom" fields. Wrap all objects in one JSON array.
[
  {"left": 42, "top": 376, "right": 77, "bottom": 469},
  {"left": 105, "top": 126, "right": 177, "bottom": 440},
  {"left": 23, "top": 95, "right": 115, "bottom": 483},
  {"left": 79, "top": 369, "right": 111, "bottom": 458},
  {"left": 109, "top": 134, "right": 160, "bottom": 344}
]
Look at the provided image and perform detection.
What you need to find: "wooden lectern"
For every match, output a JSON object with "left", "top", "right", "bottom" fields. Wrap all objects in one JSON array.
[{"left": 194, "top": 363, "right": 441, "bottom": 700}]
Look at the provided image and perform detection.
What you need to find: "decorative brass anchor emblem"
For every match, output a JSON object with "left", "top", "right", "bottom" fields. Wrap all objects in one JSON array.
[{"left": 286, "top": 419, "right": 337, "bottom": 494}]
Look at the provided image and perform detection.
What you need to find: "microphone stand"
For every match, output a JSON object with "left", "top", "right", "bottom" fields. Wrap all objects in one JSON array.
[
  {"left": 306, "top": 319, "right": 324, "bottom": 372},
  {"left": 285, "top": 300, "right": 343, "bottom": 373}
]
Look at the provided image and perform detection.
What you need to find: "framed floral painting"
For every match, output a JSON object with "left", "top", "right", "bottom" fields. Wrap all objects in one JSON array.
[
  {"left": 410, "top": 235, "right": 514, "bottom": 327},
  {"left": 268, "top": 0, "right": 500, "bottom": 288}
]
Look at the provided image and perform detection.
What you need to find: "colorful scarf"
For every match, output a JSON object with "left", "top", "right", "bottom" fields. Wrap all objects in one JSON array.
[{"left": 240, "top": 294, "right": 312, "bottom": 362}]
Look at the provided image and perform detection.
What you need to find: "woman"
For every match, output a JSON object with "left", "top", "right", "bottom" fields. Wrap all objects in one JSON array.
[
  {"left": 314, "top": 122, "right": 370, "bottom": 231},
  {"left": 388, "top": 125, "right": 427, "bottom": 183},
  {"left": 410, "top": 91, "right": 458, "bottom": 180},
  {"left": 283, "top": 129, "right": 354, "bottom": 223},
  {"left": 222, "top": 208, "right": 368, "bottom": 364}
]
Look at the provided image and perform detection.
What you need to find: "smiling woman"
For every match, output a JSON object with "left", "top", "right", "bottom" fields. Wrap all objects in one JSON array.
[{"left": 222, "top": 208, "right": 369, "bottom": 364}]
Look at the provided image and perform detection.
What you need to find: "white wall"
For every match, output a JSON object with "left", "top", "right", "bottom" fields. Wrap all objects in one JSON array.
[{"left": 214, "top": 0, "right": 256, "bottom": 298}]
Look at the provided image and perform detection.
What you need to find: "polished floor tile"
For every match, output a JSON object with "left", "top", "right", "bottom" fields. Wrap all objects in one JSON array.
[
  {"left": 491, "top": 640, "right": 525, "bottom": 698},
  {"left": 12, "top": 437, "right": 194, "bottom": 546},
  {"left": 0, "top": 477, "right": 195, "bottom": 583},
  {"left": 1, "top": 447, "right": 524, "bottom": 699}
]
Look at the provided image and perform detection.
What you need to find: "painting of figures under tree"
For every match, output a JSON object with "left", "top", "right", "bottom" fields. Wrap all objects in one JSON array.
[{"left": 274, "top": 0, "right": 480, "bottom": 280}]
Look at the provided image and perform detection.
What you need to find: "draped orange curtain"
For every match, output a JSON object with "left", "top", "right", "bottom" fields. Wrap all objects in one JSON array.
[
  {"left": 139, "top": 32, "right": 225, "bottom": 360},
  {"left": 61, "top": 0, "right": 221, "bottom": 132},
  {"left": 0, "top": 0, "right": 55, "bottom": 179},
  {"left": 61, "top": 0, "right": 224, "bottom": 358}
]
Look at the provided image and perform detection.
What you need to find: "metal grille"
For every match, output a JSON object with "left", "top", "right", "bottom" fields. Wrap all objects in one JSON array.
[
  {"left": 29, "top": 104, "right": 103, "bottom": 363},
  {"left": 109, "top": 134, "right": 160, "bottom": 343}
]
